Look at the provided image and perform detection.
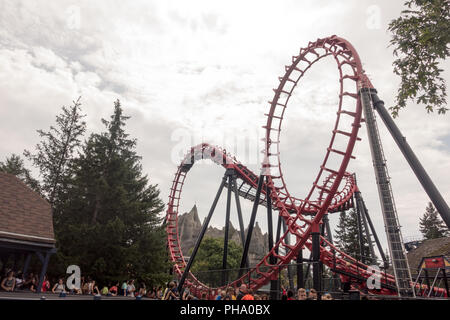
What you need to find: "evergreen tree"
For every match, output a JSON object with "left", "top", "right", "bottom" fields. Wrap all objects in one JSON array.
[
  {"left": 0, "top": 154, "right": 40, "bottom": 192},
  {"left": 189, "top": 237, "right": 243, "bottom": 287},
  {"left": 53, "top": 100, "right": 168, "bottom": 286},
  {"left": 419, "top": 202, "right": 449, "bottom": 239},
  {"left": 24, "top": 97, "right": 86, "bottom": 212},
  {"left": 334, "top": 209, "right": 371, "bottom": 262},
  {"left": 335, "top": 211, "right": 347, "bottom": 251}
]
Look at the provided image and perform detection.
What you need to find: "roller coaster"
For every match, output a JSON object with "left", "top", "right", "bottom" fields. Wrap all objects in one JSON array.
[{"left": 165, "top": 36, "right": 450, "bottom": 299}]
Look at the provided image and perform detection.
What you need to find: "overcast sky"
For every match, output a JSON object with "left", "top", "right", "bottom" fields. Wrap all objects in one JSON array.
[{"left": 1, "top": 0, "right": 449, "bottom": 258}]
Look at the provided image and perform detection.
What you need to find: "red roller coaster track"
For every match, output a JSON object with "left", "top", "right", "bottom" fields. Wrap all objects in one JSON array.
[{"left": 165, "top": 36, "right": 447, "bottom": 298}]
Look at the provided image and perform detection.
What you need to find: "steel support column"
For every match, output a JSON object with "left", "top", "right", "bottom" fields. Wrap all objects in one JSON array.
[
  {"left": 282, "top": 220, "right": 295, "bottom": 290},
  {"left": 360, "top": 87, "right": 414, "bottom": 296},
  {"left": 297, "top": 249, "right": 304, "bottom": 290},
  {"left": 370, "top": 90, "right": 450, "bottom": 229},
  {"left": 266, "top": 176, "right": 278, "bottom": 299},
  {"left": 232, "top": 175, "right": 249, "bottom": 268},
  {"left": 239, "top": 175, "right": 264, "bottom": 275},
  {"left": 177, "top": 174, "right": 227, "bottom": 293},
  {"left": 442, "top": 269, "right": 449, "bottom": 298},
  {"left": 312, "top": 225, "right": 322, "bottom": 298},
  {"left": 23, "top": 253, "right": 32, "bottom": 278},
  {"left": 222, "top": 170, "right": 234, "bottom": 285},
  {"left": 37, "top": 251, "right": 51, "bottom": 293},
  {"left": 355, "top": 194, "right": 366, "bottom": 264},
  {"left": 362, "top": 200, "right": 388, "bottom": 268}
]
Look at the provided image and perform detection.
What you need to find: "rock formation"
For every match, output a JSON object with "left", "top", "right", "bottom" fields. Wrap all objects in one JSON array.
[{"left": 178, "top": 205, "right": 269, "bottom": 267}]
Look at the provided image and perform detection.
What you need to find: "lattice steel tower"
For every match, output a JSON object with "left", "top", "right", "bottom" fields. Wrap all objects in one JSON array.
[{"left": 360, "top": 88, "right": 414, "bottom": 297}]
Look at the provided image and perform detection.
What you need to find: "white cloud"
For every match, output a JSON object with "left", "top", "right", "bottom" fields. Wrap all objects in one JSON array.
[{"left": 0, "top": 0, "right": 449, "bottom": 262}]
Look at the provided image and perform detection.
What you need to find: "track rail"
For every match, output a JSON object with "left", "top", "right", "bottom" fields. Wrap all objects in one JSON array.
[{"left": 165, "top": 36, "right": 447, "bottom": 298}]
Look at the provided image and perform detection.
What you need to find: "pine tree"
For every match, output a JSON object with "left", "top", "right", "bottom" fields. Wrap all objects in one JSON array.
[
  {"left": 0, "top": 154, "right": 40, "bottom": 192},
  {"left": 24, "top": 97, "right": 86, "bottom": 210},
  {"left": 189, "top": 237, "right": 243, "bottom": 287},
  {"left": 335, "top": 211, "right": 347, "bottom": 251},
  {"left": 334, "top": 209, "right": 371, "bottom": 262},
  {"left": 419, "top": 202, "right": 449, "bottom": 240},
  {"left": 53, "top": 100, "right": 169, "bottom": 286}
]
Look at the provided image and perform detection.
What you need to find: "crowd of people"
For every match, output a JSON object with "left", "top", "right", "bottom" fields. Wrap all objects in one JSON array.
[
  {"left": 152, "top": 282, "right": 334, "bottom": 300},
  {"left": 0, "top": 270, "right": 149, "bottom": 298},
  {"left": 1, "top": 270, "right": 335, "bottom": 300}
]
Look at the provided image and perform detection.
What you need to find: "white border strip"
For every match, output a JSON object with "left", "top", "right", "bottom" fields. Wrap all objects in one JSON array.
[{"left": 0, "top": 231, "right": 54, "bottom": 241}]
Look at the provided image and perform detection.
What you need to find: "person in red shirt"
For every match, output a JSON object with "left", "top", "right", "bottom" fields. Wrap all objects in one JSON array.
[
  {"left": 287, "top": 289, "right": 295, "bottom": 300},
  {"left": 41, "top": 275, "right": 51, "bottom": 292},
  {"left": 109, "top": 282, "right": 119, "bottom": 296},
  {"left": 241, "top": 289, "right": 254, "bottom": 300}
]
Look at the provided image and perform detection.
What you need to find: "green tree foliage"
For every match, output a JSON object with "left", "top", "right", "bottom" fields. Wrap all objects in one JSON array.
[
  {"left": 42, "top": 99, "right": 168, "bottom": 287},
  {"left": 24, "top": 97, "right": 86, "bottom": 209},
  {"left": 388, "top": 0, "right": 450, "bottom": 117},
  {"left": 334, "top": 210, "right": 372, "bottom": 263},
  {"left": 335, "top": 211, "right": 347, "bottom": 251},
  {"left": 189, "top": 237, "right": 243, "bottom": 287},
  {"left": 419, "top": 202, "right": 449, "bottom": 239},
  {"left": 0, "top": 154, "right": 40, "bottom": 192}
]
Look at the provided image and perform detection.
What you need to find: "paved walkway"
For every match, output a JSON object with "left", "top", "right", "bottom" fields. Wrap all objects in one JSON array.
[{"left": 0, "top": 291, "right": 151, "bottom": 300}]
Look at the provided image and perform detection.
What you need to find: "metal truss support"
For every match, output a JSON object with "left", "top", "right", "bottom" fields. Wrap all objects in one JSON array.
[
  {"left": 177, "top": 173, "right": 227, "bottom": 293},
  {"left": 370, "top": 90, "right": 450, "bottom": 229},
  {"left": 360, "top": 87, "right": 414, "bottom": 297},
  {"left": 239, "top": 175, "right": 264, "bottom": 275}
]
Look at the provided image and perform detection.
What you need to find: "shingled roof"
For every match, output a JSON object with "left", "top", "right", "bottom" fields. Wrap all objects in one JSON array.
[
  {"left": 407, "top": 237, "right": 450, "bottom": 271},
  {"left": 0, "top": 172, "right": 55, "bottom": 246}
]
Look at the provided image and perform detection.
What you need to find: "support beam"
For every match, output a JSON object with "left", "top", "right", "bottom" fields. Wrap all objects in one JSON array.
[
  {"left": 265, "top": 177, "right": 275, "bottom": 264},
  {"left": 37, "top": 251, "right": 51, "bottom": 293},
  {"left": 282, "top": 220, "right": 294, "bottom": 290},
  {"left": 297, "top": 249, "right": 304, "bottom": 290},
  {"left": 322, "top": 214, "right": 339, "bottom": 292},
  {"left": 23, "top": 253, "right": 31, "bottom": 278},
  {"left": 275, "top": 215, "right": 282, "bottom": 255},
  {"left": 442, "top": 269, "right": 449, "bottom": 298},
  {"left": 362, "top": 200, "right": 388, "bottom": 268},
  {"left": 360, "top": 87, "right": 414, "bottom": 297},
  {"left": 239, "top": 175, "right": 264, "bottom": 275},
  {"left": 177, "top": 174, "right": 227, "bottom": 293},
  {"left": 370, "top": 90, "right": 450, "bottom": 229},
  {"left": 222, "top": 172, "right": 233, "bottom": 285},
  {"left": 355, "top": 194, "right": 366, "bottom": 264},
  {"left": 312, "top": 226, "right": 322, "bottom": 298},
  {"left": 232, "top": 175, "right": 249, "bottom": 268},
  {"left": 323, "top": 214, "right": 333, "bottom": 243},
  {"left": 359, "top": 197, "right": 376, "bottom": 264},
  {"left": 424, "top": 269, "right": 431, "bottom": 296},
  {"left": 304, "top": 251, "right": 313, "bottom": 286},
  {"left": 266, "top": 176, "right": 278, "bottom": 300}
]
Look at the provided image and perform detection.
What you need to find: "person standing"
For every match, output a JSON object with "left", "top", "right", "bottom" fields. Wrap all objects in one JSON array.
[
  {"left": 241, "top": 289, "right": 254, "bottom": 300},
  {"left": 137, "top": 283, "right": 146, "bottom": 297},
  {"left": 109, "top": 282, "right": 119, "bottom": 296},
  {"left": 236, "top": 284, "right": 247, "bottom": 300},
  {"left": 1, "top": 271, "right": 16, "bottom": 292},
  {"left": 127, "top": 279, "right": 136, "bottom": 297},
  {"left": 52, "top": 278, "right": 66, "bottom": 294},
  {"left": 121, "top": 280, "right": 128, "bottom": 296},
  {"left": 297, "top": 288, "right": 307, "bottom": 300},
  {"left": 41, "top": 275, "right": 51, "bottom": 292}
]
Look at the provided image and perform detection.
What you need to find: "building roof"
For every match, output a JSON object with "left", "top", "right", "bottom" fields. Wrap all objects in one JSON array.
[
  {"left": 0, "top": 172, "right": 55, "bottom": 246},
  {"left": 407, "top": 237, "right": 450, "bottom": 271}
]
